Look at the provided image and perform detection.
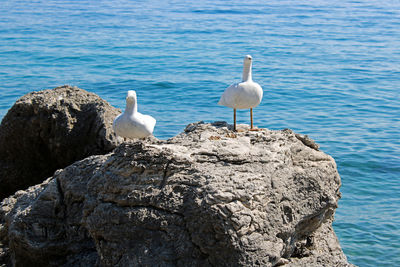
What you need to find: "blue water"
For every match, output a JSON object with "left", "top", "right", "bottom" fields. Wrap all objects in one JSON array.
[{"left": 1, "top": 0, "right": 399, "bottom": 265}]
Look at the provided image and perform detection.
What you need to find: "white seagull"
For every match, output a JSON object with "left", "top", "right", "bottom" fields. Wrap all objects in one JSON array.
[
  {"left": 218, "top": 55, "right": 263, "bottom": 131},
  {"left": 113, "top": 90, "right": 156, "bottom": 140}
]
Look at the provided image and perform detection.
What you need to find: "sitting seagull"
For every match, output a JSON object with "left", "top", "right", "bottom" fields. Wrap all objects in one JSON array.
[
  {"left": 113, "top": 90, "right": 156, "bottom": 140},
  {"left": 218, "top": 55, "right": 263, "bottom": 131}
]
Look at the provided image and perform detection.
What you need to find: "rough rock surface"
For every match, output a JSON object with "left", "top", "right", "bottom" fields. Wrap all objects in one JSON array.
[
  {"left": 0, "top": 85, "right": 121, "bottom": 200},
  {"left": 0, "top": 121, "right": 354, "bottom": 266}
]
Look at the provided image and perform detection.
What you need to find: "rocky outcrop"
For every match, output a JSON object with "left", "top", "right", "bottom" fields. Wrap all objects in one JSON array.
[
  {"left": 0, "top": 121, "right": 353, "bottom": 266},
  {"left": 0, "top": 85, "right": 121, "bottom": 200}
]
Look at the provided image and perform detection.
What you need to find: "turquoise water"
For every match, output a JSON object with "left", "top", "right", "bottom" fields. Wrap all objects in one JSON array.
[{"left": 1, "top": 0, "right": 399, "bottom": 265}]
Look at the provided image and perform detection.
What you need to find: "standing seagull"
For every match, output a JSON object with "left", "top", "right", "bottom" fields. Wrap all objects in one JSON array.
[
  {"left": 113, "top": 90, "right": 156, "bottom": 140},
  {"left": 218, "top": 55, "right": 263, "bottom": 131}
]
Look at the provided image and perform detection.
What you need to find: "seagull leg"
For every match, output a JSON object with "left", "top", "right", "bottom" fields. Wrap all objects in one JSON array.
[
  {"left": 250, "top": 108, "right": 253, "bottom": 130},
  {"left": 234, "top": 108, "right": 237, "bottom": 132}
]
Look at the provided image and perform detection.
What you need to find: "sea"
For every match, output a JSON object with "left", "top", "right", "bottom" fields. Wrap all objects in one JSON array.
[{"left": 0, "top": 0, "right": 399, "bottom": 266}]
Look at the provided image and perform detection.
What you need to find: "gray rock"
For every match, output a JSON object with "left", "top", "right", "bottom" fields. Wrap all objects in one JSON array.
[
  {"left": 0, "top": 85, "right": 121, "bottom": 200},
  {"left": 0, "top": 121, "right": 354, "bottom": 266}
]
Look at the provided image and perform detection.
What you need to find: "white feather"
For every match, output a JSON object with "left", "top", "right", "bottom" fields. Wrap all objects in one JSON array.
[
  {"left": 218, "top": 55, "right": 263, "bottom": 109},
  {"left": 113, "top": 90, "right": 156, "bottom": 139}
]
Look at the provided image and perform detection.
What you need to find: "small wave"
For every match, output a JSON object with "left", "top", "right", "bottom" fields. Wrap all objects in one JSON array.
[
  {"left": 191, "top": 8, "right": 264, "bottom": 15},
  {"left": 152, "top": 81, "right": 176, "bottom": 89}
]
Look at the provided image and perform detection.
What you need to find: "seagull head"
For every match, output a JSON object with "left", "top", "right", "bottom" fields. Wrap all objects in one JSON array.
[
  {"left": 126, "top": 90, "right": 137, "bottom": 104},
  {"left": 244, "top": 55, "right": 252, "bottom": 61}
]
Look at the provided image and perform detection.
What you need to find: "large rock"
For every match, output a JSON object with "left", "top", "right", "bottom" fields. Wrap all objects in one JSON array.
[
  {"left": 0, "top": 121, "right": 353, "bottom": 266},
  {"left": 0, "top": 85, "right": 121, "bottom": 200}
]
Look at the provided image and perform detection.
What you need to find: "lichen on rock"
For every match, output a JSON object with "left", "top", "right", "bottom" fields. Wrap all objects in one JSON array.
[{"left": 0, "top": 121, "right": 354, "bottom": 266}]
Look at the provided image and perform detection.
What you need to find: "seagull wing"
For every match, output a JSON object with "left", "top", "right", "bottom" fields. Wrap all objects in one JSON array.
[{"left": 218, "top": 83, "right": 240, "bottom": 108}]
